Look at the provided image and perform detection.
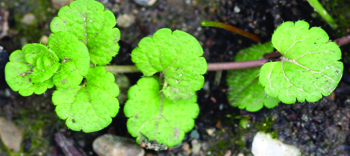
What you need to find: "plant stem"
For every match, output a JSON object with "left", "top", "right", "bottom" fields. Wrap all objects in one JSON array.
[
  {"left": 105, "top": 59, "right": 269, "bottom": 74},
  {"left": 104, "top": 65, "right": 140, "bottom": 73},
  {"left": 105, "top": 34, "right": 350, "bottom": 74},
  {"left": 201, "top": 21, "right": 261, "bottom": 42},
  {"left": 307, "top": 0, "right": 337, "bottom": 29},
  {"left": 207, "top": 59, "right": 268, "bottom": 71},
  {"left": 334, "top": 35, "right": 350, "bottom": 46}
]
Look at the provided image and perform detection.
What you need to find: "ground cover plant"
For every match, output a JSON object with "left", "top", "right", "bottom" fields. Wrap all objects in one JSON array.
[
  {"left": 223, "top": 21, "right": 343, "bottom": 111},
  {"left": 5, "top": 0, "right": 206, "bottom": 148},
  {"left": 4, "top": 0, "right": 344, "bottom": 150}
]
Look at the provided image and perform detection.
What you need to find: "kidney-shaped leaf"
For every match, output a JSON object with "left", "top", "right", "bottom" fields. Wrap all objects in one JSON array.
[
  {"left": 52, "top": 66, "right": 119, "bottom": 132},
  {"left": 227, "top": 42, "right": 279, "bottom": 112},
  {"left": 23, "top": 44, "right": 60, "bottom": 83},
  {"left": 259, "top": 21, "right": 343, "bottom": 104},
  {"left": 49, "top": 31, "right": 90, "bottom": 89},
  {"left": 131, "top": 28, "right": 207, "bottom": 101},
  {"left": 124, "top": 77, "right": 199, "bottom": 147},
  {"left": 5, "top": 44, "right": 57, "bottom": 96},
  {"left": 50, "top": 0, "right": 120, "bottom": 65}
]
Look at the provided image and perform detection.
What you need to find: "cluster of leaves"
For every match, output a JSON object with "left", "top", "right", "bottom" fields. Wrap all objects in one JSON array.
[
  {"left": 125, "top": 29, "right": 207, "bottom": 147},
  {"left": 5, "top": 0, "right": 343, "bottom": 150},
  {"left": 5, "top": 0, "right": 207, "bottom": 148},
  {"left": 5, "top": 0, "right": 121, "bottom": 132},
  {"left": 227, "top": 20, "right": 343, "bottom": 111}
]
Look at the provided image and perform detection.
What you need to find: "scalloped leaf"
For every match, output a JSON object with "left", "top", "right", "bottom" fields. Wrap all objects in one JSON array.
[
  {"left": 227, "top": 42, "right": 279, "bottom": 112},
  {"left": 49, "top": 31, "right": 90, "bottom": 89},
  {"left": 50, "top": 0, "right": 120, "bottom": 65},
  {"left": 259, "top": 21, "right": 343, "bottom": 104},
  {"left": 52, "top": 66, "right": 119, "bottom": 132},
  {"left": 124, "top": 77, "right": 199, "bottom": 147},
  {"left": 23, "top": 44, "right": 60, "bottom": 83},
  {"left": 5, "top": 44, "right": 57, "bottom": 96},
  {"left": 131, "top": 28, "right": 207, "bottom": 101}
]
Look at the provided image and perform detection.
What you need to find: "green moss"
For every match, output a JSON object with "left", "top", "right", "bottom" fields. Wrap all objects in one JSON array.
[
  {"left": 0, "top": 141, "right": 11, "bottom": 156},
  {"left": 205, "top": 114, "right": 277, "bottom": 155},
  {"left": 2, "top": 94, "right": 65, "bottom": 155}
]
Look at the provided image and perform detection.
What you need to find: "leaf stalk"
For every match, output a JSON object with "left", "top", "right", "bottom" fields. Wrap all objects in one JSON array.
[{"left": 105, "top": 34, "right": 350, "bottom": 74}]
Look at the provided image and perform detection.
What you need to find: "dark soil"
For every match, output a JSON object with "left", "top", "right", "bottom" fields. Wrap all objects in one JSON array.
[{"left": 1, "top": 0, "right": 350, "bottom": 156}]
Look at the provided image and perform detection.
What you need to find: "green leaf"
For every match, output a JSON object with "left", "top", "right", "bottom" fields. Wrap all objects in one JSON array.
[
  {"left": 49, "top": 31, "right": 90, "bottom": 89},
  {"left": 50, "top": 0, "right": 120, "bottom": 65},
  {"left": 259, "top": 21, "right": 343, "bottom": 104},
  {"left": 227, "top": 42, "right": 279, "bottom": 112},
  {"left": 5, "top": 44, "right": 58, "bottom": 96},
  {"left": 124, "top": 77, "right": 199, "bottom": 147},
  {"left": 234, "top": 42, "right": 274, "bottom": 61},
  {"left": 131, "top": 28, "right": 207, "bottom": 101},
  {"left": 23, "top": 44, "right": 60, "bottom": 83},
  {"left": 52, "top": 66, "right": 119, "bottom": 132}
]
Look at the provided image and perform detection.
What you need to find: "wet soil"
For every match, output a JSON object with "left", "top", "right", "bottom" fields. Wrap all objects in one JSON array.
[{"left": 1, "top": 0, "right": 350, "bottom": 155}]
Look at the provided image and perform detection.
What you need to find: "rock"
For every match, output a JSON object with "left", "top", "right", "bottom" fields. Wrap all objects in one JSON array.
[
  {"left": 181, "top": 142, "right": 191, "bottom": 155},
  {"left": 133, "top": 0, "right": 157, "bottom": 6},
  {"left": 224, "top": 150, "right": 232, "bottom": 156},
  {"left": 191, "top": 139, "right": 201, "bottom": 155},
  {"left": 20, "top": 13, "right": 37, "bottom": 26},
  {"left": 251, "top": 132, "right": 301, "bottom": 156},
  {"left": 0, "top": 117, "right": 24, "bottom": 152},
  {"left": 93, "top": 134, "right": 144, "bottom": 156},
  {"left": 117, "top": 14, "right": 135, "bottom": 28},
  {"left": 114, "top": 73, "right": 131, "bottom": 104},
  {"left": 0, "top": 10, "right": 9, "bottom": 39},
  {"left": 205, "top": 128, "right": 215, "bottom": 136}
]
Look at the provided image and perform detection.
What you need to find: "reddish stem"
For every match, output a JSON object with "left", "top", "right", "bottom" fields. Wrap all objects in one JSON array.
[
  {"left": 105, "top": 35, "right": 350, "bottom": 73},
  {"left": 201, "top": 21, "right": 261, "bottom": 42},
  {"left": 207, "top": 59, "right": 268, "bottom": 71},
  {"left": 334, "top": 35, "right": 350, "bottom": 46}
]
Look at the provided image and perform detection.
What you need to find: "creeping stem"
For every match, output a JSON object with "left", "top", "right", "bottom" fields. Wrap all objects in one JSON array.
[
  {"left": 105, "top": 34, "right": 350, "bottom": 74},
  {"left": 334, "top": 35, "right": 350, "bottom": 46},
  {"left": 206, "top": 59, "right": 268, "bottom": 71},
  {"left": 104, "top": 59, "right": 269, "bottom": 74},
  {"left": 104, "top": 65, "right": 140, "bottom": 73}
]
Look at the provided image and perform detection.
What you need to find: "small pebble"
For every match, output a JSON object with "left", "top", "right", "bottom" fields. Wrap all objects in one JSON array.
[
  {"left": 182, "top": 143, "right": 191, "bottom": 155},
  {"left": 191, "top": 139, "right": 201, "bottom": 155},
  {"left": 117, "top": 14, "right": 136, "bottom": 28},
  {"left": 234, "top": 5, "right": 240, "bottom": 13},
  {"left": 93, "top": 134, "right": 144, "bottom": 156},
  {"left": 114, "top": 73, "right": 130, "bottom": 104},
  {"left": 0, "top": 117, "right": 24, "bottom": 152},
  {"left": 133, "top": 0, "right": 157, "bottom": 6},
  {"left": 206, "top": 128, "right": 215, "bottom": 136},
  {"left": 20, "top": 13, "right": 37, "bottom": 26},
  {"left": 224, "top": 150, "right": 232, "bottom": 156},
  {"left": 252, "top": 132, "right": 301, "bottom": 156}
]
